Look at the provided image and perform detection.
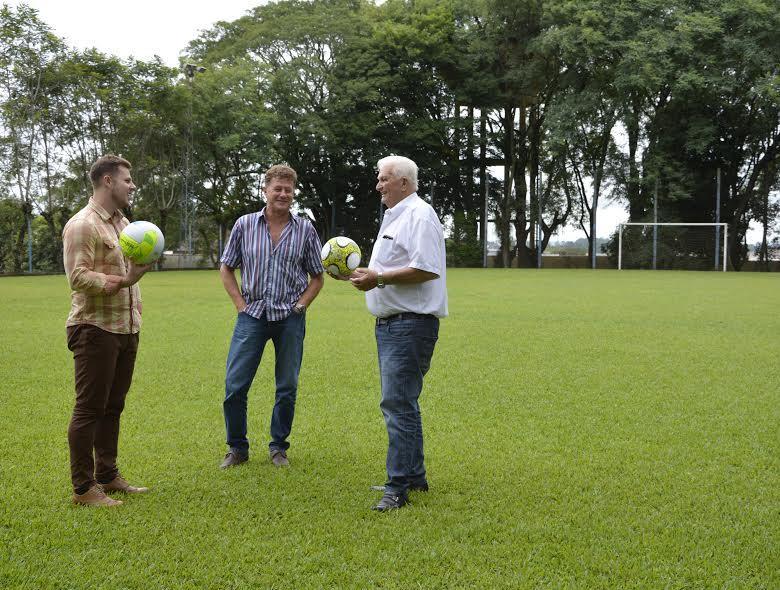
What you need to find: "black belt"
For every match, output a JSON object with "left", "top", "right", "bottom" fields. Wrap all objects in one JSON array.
[{"left": 376, "top": 312, "right": 436, "bottom": 325}]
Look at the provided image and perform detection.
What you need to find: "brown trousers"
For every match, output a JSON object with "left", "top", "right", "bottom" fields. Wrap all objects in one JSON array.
[{"left": 66, "top": 324, "right": 139, "bottom": 493}]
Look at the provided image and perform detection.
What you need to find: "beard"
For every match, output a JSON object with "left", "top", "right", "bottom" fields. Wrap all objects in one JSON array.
[{"left": 112, "top": 187, "right": 131, "bottom": 210}]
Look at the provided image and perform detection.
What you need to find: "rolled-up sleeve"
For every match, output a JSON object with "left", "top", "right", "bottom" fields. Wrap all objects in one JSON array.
[
  {"left": 63, "top": 219, "right": 108, "bottom": 294},
  {"left": 220, "top": 218, "right": 243, "bottom": 268}
]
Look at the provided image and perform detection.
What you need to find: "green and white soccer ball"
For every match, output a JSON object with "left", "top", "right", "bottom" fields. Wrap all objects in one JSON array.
[
  {"left": 119, "top": 221, "right": 165, "bottom": 264},
  {"left": 321, "top": 236, "right": 361, "bottom": 277}
]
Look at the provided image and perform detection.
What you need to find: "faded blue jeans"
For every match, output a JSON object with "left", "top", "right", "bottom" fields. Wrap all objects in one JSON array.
[
  {"left": 375, "top": 314, "right": 439, "bottom": 495},
  {"left": 224, "top": 311, "right": 305, "bottom": 456}
]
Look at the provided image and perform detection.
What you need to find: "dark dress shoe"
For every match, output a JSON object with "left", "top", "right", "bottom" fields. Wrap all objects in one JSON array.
[
  {"left": 270, "top": 449, "right": 289, "bottom": 467},
  {"left": 372, "top": 492, "right": 408, "bottom": 511},
  {"left": 220, "top": 449, "right": 248, "bottom": 469},
  {"left": 370, "top": 482, "right": 429, "bottom": 493}
]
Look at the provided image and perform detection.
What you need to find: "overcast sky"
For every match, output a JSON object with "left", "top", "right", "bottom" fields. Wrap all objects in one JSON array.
[
  {"left": 7, "top": 0, "right": 766, "bottom": 242},
  {"left": 6, "top": 0, "right": 261, "bottom": 66}
]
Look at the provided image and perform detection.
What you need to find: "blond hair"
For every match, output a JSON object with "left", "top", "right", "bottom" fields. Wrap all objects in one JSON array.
[{"left": 264, "top": 164, "right": 297, "bottom": 186}]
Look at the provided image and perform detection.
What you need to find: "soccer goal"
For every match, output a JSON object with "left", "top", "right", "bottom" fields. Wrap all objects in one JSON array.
[{"left": 618, "top": 223, "right": 728, "bottom": 271}]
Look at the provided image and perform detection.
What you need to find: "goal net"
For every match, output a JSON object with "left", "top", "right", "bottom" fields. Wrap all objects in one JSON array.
[{"left": 618, "top": 223, "right": 728, "bottom": 271}]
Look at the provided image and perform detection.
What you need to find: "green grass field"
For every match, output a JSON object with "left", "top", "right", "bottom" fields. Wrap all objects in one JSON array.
[{"left": 0, "top": 269, "right": 778, "bottom": 589}]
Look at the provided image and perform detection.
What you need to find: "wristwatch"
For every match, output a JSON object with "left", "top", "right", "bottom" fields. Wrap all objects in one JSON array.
[
  {"left": 294, "top": 303, "right": 306, "bottom": 314},
  {"left": 377, "top": 272, "right": 386, "bottom": 289}
]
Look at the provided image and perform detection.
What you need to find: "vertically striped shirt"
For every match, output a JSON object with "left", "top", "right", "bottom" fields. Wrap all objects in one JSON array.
[
  {"left": 220, "top": 208, "right": 324, "bottom": 321},
  {"left": 63, "top": 198, "right": 142, "bottom": 334}
]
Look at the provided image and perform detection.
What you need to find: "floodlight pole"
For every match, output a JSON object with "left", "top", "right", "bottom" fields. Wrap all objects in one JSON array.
[
  {"left": 482, "top": 167, "right": 488, "bottom": 269},
  {"left": 27, "top": 214, "right": 33, "bottom": 273},
  {"left": 182, "top": 64, "right": 205, "bottom": 263},
  {"left": 537, "top": 171, "right": 542, "bottom": 269},
  {"left": 715, "top": 167, "right": 721, "bottom": 270},
  {"left": 653, "top": 179, "right": 658, "bottom": 270}
]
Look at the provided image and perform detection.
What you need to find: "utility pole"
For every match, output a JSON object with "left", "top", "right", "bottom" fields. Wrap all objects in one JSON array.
[
  {"left": 715, "top": 167, "right": 721, "bottom": 270},
  {"left": 182, "top": 63, "right": 205, "bottom": 265},
  {"left": 537, "top": 171, "right": 542, "bottom": 269},
  {"left": 653, "top": 179, "right": 658, "bottom": 270}
]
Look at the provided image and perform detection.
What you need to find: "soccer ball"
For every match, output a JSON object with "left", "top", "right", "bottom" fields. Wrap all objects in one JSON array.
[
  {"left": 119, "top": 221, "right": 165, "bottom": 264},
  {"left": 321, "top": 236, "right": 361, "bottom": 277}
]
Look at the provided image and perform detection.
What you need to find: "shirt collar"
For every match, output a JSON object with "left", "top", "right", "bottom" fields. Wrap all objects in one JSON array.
[
  {"left": 259, "top": 206, "right": 299, "bottom": 225},
  {"left": 385, "top": 192, "right": 419, "bottom": 216},
  {"left": 88, "top": 197, "right": 121, "bottom": 222}
]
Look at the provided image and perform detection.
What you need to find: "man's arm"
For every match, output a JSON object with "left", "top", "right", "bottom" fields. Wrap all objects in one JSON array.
[
  {"left": 220, "top": 263, "right": 247, "bottom": 312},
  {"left": 103, "top": 262, "right": 151, "bottom": 295},
  {"left": 64, "top": 220, "right": 148, "bottom": 295},
  {"left": 350, "top": 267, "right": 437, "bottom": 292},
  {"left": 350, "top": 213, "right": 442, "bottom": 292},
  {"left": 297, "top": 223, "right": 325, "bottom": 307},
  {"left": 297, "top": 272, "right": 324, "bottom": 307}
]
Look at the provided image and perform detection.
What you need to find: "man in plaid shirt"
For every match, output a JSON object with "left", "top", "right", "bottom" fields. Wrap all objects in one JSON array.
[{"left": 63, "top": 155, "right": 151, "bottom": 507}]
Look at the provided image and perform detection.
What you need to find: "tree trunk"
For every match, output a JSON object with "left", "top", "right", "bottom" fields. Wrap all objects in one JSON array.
[
  {"left": 12, "top": 222, "right": 27, "bottom": 273},
  {"left": 479, "top": 110, "right": 488, "bottom": 262},
  {"left": 499, "top": 106, "right": 515, "bottom": 268},
  {"left": 757, "top": 164, "right": 773, "bottom": 271},
  {"left": 626, "top": 95, "right": 642, "bottom": 221},
  {"left": 466, "top": 106, "right": 476, "bottom": 238},
  {"left": 725, "top": 134, "right": 780, "bottom": 270},
  {"left": 514, "top": 105, "right": 532, "bottom": 267}
]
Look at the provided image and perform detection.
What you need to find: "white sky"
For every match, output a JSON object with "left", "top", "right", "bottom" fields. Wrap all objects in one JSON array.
[
  {"left": 6, "top": 0, "right": 261, "bottom": 66},
  {"left": 6, "top": 0, "right": 770, "bottom": 243}
]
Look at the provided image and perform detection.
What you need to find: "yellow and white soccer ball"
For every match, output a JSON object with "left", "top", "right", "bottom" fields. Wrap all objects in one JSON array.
[
  {"left": 321, "top": 236, "right": 361, "bottom": 277},
  {"left": 119, "top": 221, "right": 165, "bottom": 264}
]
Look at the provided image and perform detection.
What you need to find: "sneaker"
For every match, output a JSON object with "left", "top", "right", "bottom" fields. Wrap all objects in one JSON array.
[
  {"left": 270, "top": 449, "right": 289, "bottom": 467},
  {"left": 372, "top": 492, "right": 408, "bottom": 512},
  {"left": 220, "top": 448, "right": 248, "bottom": 469},
  {"left": 101, "top": 476, "right": 149, "bottom": 494},
  {"left": 72, "top": 484, "right": 123, "bottom": 507}
]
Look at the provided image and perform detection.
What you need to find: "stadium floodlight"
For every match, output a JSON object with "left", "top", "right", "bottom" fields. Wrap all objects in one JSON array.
[
  {"left": 618, "top": 223, "right": 728, "bottom": 271},
  {"left": 184, "top": 64, "right": 206, "bottom": 78}
]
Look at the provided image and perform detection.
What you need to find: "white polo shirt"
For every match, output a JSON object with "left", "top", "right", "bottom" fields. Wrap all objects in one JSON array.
[{"left": 366, "top": 192, "right": 448, "bottom": 319}]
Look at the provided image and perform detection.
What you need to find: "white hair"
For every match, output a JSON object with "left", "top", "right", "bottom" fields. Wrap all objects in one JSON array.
[{"left": 377, "top": 155, "right": 418, "bottom": 190}]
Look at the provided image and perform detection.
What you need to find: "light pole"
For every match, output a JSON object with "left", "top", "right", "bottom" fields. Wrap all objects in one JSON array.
[{"left": 182, "top": 63, "right": 205, "bottom": 264}]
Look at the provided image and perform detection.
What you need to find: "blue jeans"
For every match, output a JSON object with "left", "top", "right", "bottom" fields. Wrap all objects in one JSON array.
[
  {"left": 224, "top": 311, "right": 305, "bottom": 455},
  {"left": 375, "top": 315, "right": 439, "bottom": 494}
]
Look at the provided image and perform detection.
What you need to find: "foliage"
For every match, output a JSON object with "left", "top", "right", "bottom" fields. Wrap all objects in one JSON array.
[{"left": 1, "top": 0, "right": 778, "bottom": 272}]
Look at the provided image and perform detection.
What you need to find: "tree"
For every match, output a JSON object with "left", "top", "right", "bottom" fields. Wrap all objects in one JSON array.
[{"left": 0, "top": 3, "right": 64, "bottom": 272}]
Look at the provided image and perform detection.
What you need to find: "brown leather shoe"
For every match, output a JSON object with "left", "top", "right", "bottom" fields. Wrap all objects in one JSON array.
[
  {"left": 220, "top": 448, "right": 248, "bottom": 469},
  {"left": 102, "top": 476, "right": 149, "bottom": 494},
  {"left": 270, "top": 449, "right": 289, "bottom": 467},
  {"left": 73, "top": 485, "right": 123, "bottom": 507}
]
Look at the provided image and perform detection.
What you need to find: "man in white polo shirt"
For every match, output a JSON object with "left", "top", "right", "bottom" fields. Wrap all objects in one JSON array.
[{"left": 350, "top": 155, "right": 448, "bottom": 511}]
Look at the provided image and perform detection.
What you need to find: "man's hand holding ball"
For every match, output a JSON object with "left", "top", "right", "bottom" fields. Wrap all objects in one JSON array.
[{"left": 350, "top": 268, "right": 379, "bottom": 291}]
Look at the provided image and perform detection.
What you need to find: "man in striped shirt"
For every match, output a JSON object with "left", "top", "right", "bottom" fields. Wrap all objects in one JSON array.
[
  {"left": 219, "top": 164, "right": 325, "bottom": 469},
  {"left": 63, "top": 155, "right": 151, "bottom": 507}
]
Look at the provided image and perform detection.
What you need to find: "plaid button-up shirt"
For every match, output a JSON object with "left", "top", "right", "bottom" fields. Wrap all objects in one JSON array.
[
  {"left": 63, "top": 198, "right": 142, "bottom": 334},
  {"left": 220, "top": 209, "right": 324, "bottom": 321}
]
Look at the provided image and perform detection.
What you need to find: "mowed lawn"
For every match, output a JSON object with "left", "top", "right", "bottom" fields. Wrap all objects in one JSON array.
[{"left": 0, "top": 269, "right": 777, "bottom": 589}]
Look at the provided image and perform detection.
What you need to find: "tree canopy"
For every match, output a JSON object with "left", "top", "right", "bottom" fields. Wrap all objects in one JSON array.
[{"left": 1, "top": 0, "right": 778, "bottom": 272}]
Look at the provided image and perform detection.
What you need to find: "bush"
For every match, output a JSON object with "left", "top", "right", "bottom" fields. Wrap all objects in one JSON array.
[{"left": 446, "top": 237, "right": 483, "bottom": 267}]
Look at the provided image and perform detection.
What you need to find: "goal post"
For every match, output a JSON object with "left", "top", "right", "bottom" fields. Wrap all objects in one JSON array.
[{"left": 618, "top": 223, "right": 728, "bottom": 271}]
